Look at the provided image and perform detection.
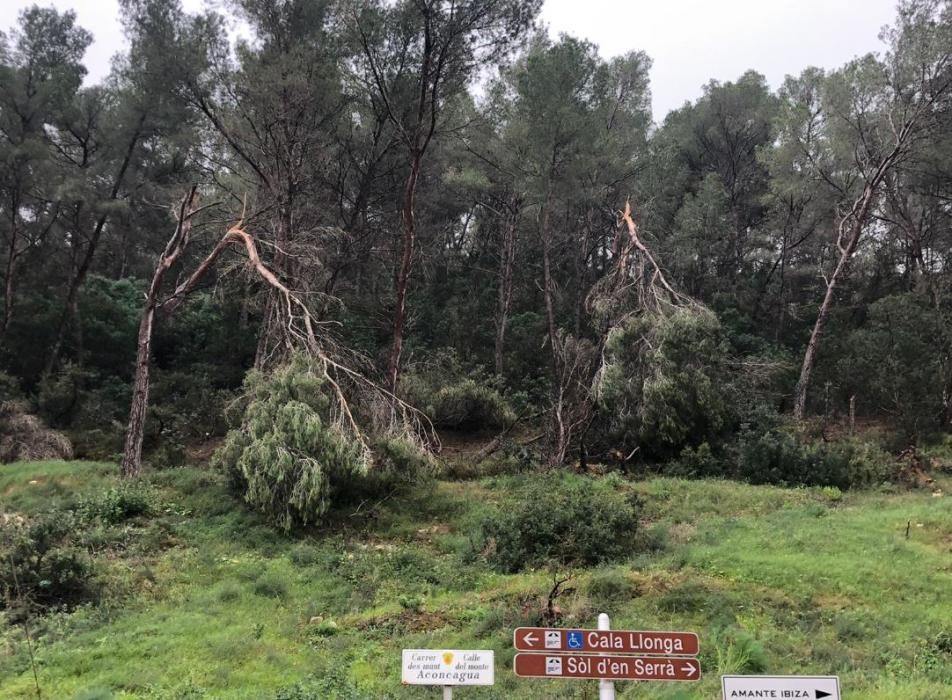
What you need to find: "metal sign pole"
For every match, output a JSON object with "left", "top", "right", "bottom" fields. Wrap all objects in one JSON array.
[
  {"left": 598, "top": 613, "right": 615, "bottom": 700},
  {"left": 442, "top": 685, "right": 452, "bottom": 699}
]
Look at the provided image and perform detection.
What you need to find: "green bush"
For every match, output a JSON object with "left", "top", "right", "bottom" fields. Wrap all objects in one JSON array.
[
  {"left": 213, "top": 356, "right": 366, "bottom": 531},
  {"left": 288, "top": 542, "right": 323, "bottom": 568},
  {"left": 596, "top": 307, "right": 733, "bottom": 457},
  {"left": 253, "top": 572, "right": 289, "bottom": 600},
  {"left": 483, "top": 474, "right": 641, "bottom": 572},
  {"left": 0, "top": 510, "right": 97, "bottom": 617},
  {"left": 214, "top": 580, "right": 243, "bottom": 602},
  {"left": 734, "top": 429, "right": 894, "bottom": 489},
  {"left": 427, "top": 378, "right": 515, "bottom": 430},
  {"left": 401, "top": 350, "right": 515, "bottom": 431},
  {"left": 78, "top": 482, "right": 158, "bottom": 523},
  {"left": 367, "top": 435, "right": 439, "bottom": 491},
  {"left": 706, "top": 626, "right": 768, "bottom": 674},
  {"left": 274, "top": 672, "right": 362, "bottom": 700},
  {"left": 669, "top": 442, "right": 724, "bottom": 477}
]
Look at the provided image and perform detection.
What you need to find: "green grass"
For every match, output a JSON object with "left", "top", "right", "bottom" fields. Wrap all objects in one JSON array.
[{"left": 1, "top": 461, "right": 950, "bottom": 699}]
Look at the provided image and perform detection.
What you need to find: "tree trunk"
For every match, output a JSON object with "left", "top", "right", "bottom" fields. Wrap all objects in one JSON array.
[
  {"left": 494, "top": 200, "right": 519, "bottom": 376},
  {"left": 121, "top": 303, "right": 157, "bottom": 478},
  {"left": 540, "top": 190, "right": 558, "bottom": 371},
  {"left": 121, "top": 187, "right": 198, "bottom": 478},
  {"left": 539, "top": 190, "right": 570, "bottom": 465},
  {"left": 793, "top": 190, "right": 877, "bottom": 419},
  {"left": 573, "top": 212, "right": 592, "bottom": 338},
  {"left": 387, "top": 150, "right": 423, "bottom": 392},
  {"left": 1, "top": 246, "right": 15, "bottom": 341}
]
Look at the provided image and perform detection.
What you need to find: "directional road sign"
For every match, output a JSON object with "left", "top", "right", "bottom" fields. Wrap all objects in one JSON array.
[
  {"left": 513, "top": 653, "right": 700, "bottom": 681},
  {"left": 514, "top": 627, "right": 699, "bottom": 656},
  {"left": 721, "top": 675, "right": 841, "bottom": 699}
]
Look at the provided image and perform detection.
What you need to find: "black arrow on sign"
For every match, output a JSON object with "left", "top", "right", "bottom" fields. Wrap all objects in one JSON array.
[{"left": 815, "top": 691, "right": 832, "bottom": 699}]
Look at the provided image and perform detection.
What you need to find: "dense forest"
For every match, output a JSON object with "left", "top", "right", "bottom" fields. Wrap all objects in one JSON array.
[
  {"left": 1, "top": 0, "right": 951, "bottom": 515},
  {"left": 1, "top": 2, "right": 951, "bottom": 698}
]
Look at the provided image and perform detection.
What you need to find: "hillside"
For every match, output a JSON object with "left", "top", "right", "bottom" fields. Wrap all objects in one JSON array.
[{"left": 1, "top": 460, "right": 949, "bottom": 699}]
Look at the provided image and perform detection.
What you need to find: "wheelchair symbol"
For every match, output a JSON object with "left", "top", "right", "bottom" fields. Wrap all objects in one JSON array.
[{"left": 567, "top": 631, "right": 584, "bottom": 649}]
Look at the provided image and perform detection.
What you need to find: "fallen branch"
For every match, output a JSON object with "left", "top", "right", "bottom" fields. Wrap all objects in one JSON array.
[{"left": 121, "top": 190, "right": 435, "bottom": 478}]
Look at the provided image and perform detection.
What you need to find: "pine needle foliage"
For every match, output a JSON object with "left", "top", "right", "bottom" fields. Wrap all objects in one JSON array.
[
  {"left": 213, "top": 356, "right": 365, "bottom": 531},
  {"left": 596, "top": 306, "right": 733, "bottom": 457}
]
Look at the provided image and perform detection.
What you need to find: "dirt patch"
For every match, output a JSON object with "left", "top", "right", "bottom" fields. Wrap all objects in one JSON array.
[
  {"left": 185, "top": 438, "right": 224, "bottom": 464},
  {"left": 402, "top": 610, "right": 448, "bottom": 632},
  {"left": 350, "top": 609, "right": 449, "bottom": 634}
]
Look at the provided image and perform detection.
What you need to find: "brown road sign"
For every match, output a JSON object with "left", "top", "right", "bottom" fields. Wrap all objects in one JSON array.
[
  {"left": 513, "top": 653, "right": 701, "bottom": 681},
  {"left": 513, "top": 627, "right": 699, "bottom": 656}
]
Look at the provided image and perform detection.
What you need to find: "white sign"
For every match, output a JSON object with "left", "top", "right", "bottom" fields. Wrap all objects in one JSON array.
[
  {"left": 721, "top": 675, "right": 840, "bottom": 699},
  {"left": 402, "top": 649, "right": 494, "bottom": 686}
]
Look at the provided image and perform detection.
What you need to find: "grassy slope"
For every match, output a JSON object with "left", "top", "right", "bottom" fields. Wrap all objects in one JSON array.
[{"left": 0, "top": 461, "right": 950, "bottom": 699}]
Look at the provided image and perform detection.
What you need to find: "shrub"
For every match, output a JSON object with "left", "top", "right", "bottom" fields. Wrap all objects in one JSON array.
[
  {"left": 208, "top": 580, "right": 242, "bottom": 603},
  {"left": 365, "top": 435, "right": 439, "bottom": 492},
  {"left": 483, "top": 474, "right": 641, "bottom": 572},
  {"left": 427, "top": 378, "right": 515, "bottom": 430},
  {"left": 734, "top": 429, "right": 894, "bottom": 489},
  {"left": 274, "top": 672, "right": 362, "bottom": 700},
  {"left": 78, "top": 482, "right": 157, "bottom": 524},
  {"left": 706, "top": 627, "right": 768, "bottom": 674},
  {"left": 596, "top": 307, "right": 733, "bottom": 458},
  {"left": 669, "top": 442, "right": 724, "bottom": 477},
  {"left": 0, "top": 510, "right": 97, "bottom": 617},
  {"left": 288, "top": 542, "right": 322, "bottom": 568},
  {"left": 213, "top": 357, "right": 366, "bottom": 531},
  {"left": 253, "top": 572, "right": 289, "bottom": 599},
  {"left": 401, "top": 350, "right": 515, "bottom": 431}
]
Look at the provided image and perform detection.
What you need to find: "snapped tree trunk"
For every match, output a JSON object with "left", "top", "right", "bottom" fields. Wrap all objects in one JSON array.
[
  {"left": 121, "top": 302, "right": 158, "bottom": 478},
  {"left": 387, "top": 150, "right": 422, "bottom": 393},
  {"left": 121, "top": 187, "right": 199, "bottom": 478}
]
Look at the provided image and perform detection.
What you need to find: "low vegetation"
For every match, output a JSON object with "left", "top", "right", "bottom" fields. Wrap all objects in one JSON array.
[{"left": 1, "top": 459, "right": 949, "bottom": 699}]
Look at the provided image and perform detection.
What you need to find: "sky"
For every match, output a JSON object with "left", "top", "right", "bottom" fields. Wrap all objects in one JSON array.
[{"left": 0, "top": 0, "right": 899, "bottom": 122}]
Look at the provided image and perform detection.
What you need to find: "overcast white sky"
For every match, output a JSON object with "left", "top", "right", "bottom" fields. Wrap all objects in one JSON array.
[{"left": 0, "top": 0, "right": 899, "bottom": 122}]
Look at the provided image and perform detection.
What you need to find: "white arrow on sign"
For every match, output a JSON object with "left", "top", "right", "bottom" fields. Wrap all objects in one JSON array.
[
  {"left": 681, "top": 661, "right": 697, "bottom": 676},
  {"left": 522, "top": 632, "right": 539, "bottom": 647}
]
